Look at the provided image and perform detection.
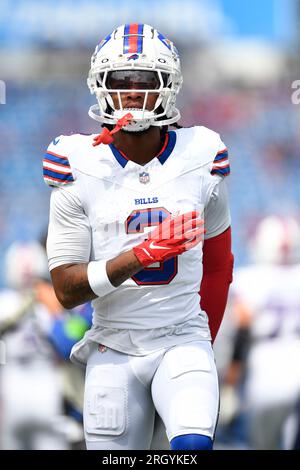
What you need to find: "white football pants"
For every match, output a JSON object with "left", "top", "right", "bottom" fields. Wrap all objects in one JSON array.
[{"left": 84, "top": 340, "right": 219, "bottom": 450}]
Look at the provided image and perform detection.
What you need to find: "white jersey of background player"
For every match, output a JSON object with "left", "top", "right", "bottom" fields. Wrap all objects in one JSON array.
[
  {"left": 229, "top": 216, "right": 300, "bottom": 449},
  {"left": 45, "top": 24, "right": 232, "bottom": 450},
  {"left": 0, "top": 242, "right": 68, "bottom": 450}
]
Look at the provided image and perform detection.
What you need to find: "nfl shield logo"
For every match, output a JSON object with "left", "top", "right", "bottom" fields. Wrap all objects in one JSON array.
[{"left": 139, "top": 171, "right": 150, "bottom": 184}]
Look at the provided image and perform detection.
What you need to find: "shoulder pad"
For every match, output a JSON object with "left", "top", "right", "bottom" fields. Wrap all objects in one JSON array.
[
  {"left": 177, "top": 126, "right": 230, "bottom": 175},
  {"left": 43, "top": 135, "right": 75, "bottom": 187},
  {"left": 192, "top": 126, "right": 230, "bottom": 178}
]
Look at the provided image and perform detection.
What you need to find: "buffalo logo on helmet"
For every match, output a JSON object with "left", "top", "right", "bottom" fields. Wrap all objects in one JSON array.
[{"left": 127, "top": 54, "right": 139, "bottom": 61}]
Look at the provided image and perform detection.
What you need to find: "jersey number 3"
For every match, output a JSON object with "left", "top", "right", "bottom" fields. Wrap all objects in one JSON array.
[{"left": 125, "top": 207, "right": 178, "bottom": 285}]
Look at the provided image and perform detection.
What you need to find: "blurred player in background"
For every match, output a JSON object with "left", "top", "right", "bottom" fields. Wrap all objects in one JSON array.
[
  {"left": 218, "top": 215, "right": 300, "bottom": 449},
  {"left": 44, "top": 23, "right": 233, "bottom": 450},
  {"left": 0, "top": 241, "right": 68, "bottom": 449},
  {"left": 0, "top": 241, "right": 92, "bottom": 449}
]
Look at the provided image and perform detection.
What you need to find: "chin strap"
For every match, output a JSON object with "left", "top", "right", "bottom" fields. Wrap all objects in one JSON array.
[{"left": 92, "top": 113, "right": 133, "bottom": 146}]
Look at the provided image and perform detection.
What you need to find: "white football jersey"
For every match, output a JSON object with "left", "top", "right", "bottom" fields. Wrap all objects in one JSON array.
[
  {"left": 45, "top": 126, "right": 230, "bottom": 361},
  {"left": 232, "top": 264, "right": 300, "bottom": 341}
]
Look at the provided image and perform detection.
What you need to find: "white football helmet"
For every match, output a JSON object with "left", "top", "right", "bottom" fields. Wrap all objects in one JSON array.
[
  {"left": 4, "top": 241, "right": 49, "bottom": 290},
  {"left": 87, "top": 23, "right": 183, "bottom": 132},
  {"left": 249, "top": 215, "right": 300, "bottom": 265}
]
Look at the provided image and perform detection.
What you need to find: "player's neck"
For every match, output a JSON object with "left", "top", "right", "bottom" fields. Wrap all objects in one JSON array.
[{"left": 112, "top": 126, "right": 162, "bottom": 166}]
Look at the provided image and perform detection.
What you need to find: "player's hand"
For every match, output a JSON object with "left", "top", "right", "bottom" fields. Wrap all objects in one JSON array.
[{"left": 133, "top": 211, "right": 205, "bottom": 268}]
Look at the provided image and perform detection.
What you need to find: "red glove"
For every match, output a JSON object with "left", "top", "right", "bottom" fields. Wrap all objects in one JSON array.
[{"left": 133, "top": 211, "right": 205, "bottom": 268}]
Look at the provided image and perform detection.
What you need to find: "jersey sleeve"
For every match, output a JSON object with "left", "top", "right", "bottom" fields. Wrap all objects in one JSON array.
[
  {"left": 43, "top": 136, "right": 75, "bottom": 187},
  {"left": 204, "top": 178, "right": 231, "bottom": 239},
  {"left": 204, "top": 134, "right": 231, "bottom": 238},
  {"left": 210, "top": 138, "right": 230, "bottom": 178},
  {"left": 47, "top": 187, "right": 91, "bottom": 271}
]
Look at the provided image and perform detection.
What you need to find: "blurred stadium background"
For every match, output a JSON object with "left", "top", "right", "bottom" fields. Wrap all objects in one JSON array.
[{"left": 1, "top": 0, "right": 300, "bottom": 450}]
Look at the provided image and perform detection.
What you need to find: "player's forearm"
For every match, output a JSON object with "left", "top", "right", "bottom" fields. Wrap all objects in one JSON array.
[
  {"left": 50, "top": 250, "right": 142, "bottom": 309},
  {"left": 106, "top": 249, "right": 143, "bottom": 286},
  {"left": 200, "top": 227, "right": 234, "bottom": 342},
  {"left": 200, "top": 269, "right": 232, "bottom": 342},
  {"left": 51, "top": 263, "right": 97, "bottom": 309}
]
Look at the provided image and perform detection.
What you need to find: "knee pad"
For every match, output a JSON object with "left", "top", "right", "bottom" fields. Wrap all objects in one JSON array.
[{"left": 170, "top": 433, "right": 213, "bottom": 450}]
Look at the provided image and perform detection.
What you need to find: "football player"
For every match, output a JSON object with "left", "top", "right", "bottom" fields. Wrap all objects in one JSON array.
[
  {"left": 0, "top": 242, "right": 68, "bottom": 449},
  {"left": 44, "top": 24, "right": 233, "bottom": 450},
  {"left": 220, "top": 215, "right": 300, "bottom": 449}
]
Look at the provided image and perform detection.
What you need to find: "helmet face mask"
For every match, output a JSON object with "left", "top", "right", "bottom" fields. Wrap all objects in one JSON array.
[{"left": 88, "top": 24, "right": 183, "bottom": 132}]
